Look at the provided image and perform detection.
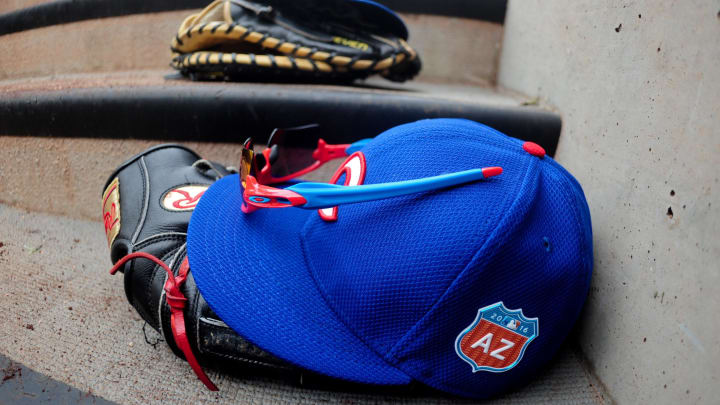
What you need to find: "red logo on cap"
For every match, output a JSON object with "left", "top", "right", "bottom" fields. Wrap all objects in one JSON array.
[{"left": 318, "top": 152, "right": 366, "bottom": 222}]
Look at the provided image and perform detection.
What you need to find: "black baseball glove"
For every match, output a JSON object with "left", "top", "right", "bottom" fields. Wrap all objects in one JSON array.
[
  {"left": 102, "top": 144, "right": 295, "bottom": 390},
  {"left": 170, "top": 0, "right": 421, "bottom": 82}
]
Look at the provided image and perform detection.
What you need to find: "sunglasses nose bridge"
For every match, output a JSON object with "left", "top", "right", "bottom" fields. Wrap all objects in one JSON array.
[
  {"left": 254, "top": 150, "right": 268, "bottom": 172},
  {"left": 268, "top": 145, "right": 279, "bottom": 165}
]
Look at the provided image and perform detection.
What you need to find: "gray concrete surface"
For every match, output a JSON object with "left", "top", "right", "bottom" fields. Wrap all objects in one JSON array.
[
  {"left": 0, "top": 0, "right": 48, "bottom": 15},
  {"left": 0, "top": 354, "right": 115, "bottom": 404},
  {"left": 0, "top": 134, "right": 251, "bottom": 221},
  {"left": 402, "top": 14, "right": 503, "bottom": 85},
  {"left": 0, "top": 203, "right": 606, "bottom": 404},
  {"left": 0, "top": 10, "right": 501, "bottom": 85},
  {"left": 499, "top": 1, "right": 720, "bottom": 403},
  {"left": 0, "top": 70, "right": 525, "bottom": 109},
  {"left": 0, "top": 11, "right": 189, "bottom": 81}
]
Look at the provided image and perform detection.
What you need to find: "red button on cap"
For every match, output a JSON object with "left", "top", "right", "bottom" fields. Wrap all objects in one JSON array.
[{"left": 522, "top": 142, "right": 545, "bottom": 158}]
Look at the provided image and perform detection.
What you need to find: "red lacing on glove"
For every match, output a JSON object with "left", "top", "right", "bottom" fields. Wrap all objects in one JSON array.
[{"left": 110, "top": 252, "right": 219, "bottom": 391}]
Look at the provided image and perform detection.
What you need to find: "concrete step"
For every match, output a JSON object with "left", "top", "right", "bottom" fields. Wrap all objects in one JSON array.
[
  {"left": 0, "top": 70, "right": 560, "bottom": 221},
  {"left": 0, "top": 203, "right": 607, "bottom": 404},
  {"left": 0, "top": 6, "right": 502, "bottom": 85},
  {"left": 0, "top": 0, "right": 47, "bottom": 15}
]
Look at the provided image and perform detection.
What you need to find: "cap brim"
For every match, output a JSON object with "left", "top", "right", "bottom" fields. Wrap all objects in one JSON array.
[{"left": 187, "top": 175, "right": 411, "bottom": 385}]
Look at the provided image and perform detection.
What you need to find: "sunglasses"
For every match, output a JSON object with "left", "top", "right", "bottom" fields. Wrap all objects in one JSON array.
[
  {"left": 240, "top": 136, "right": 503, "bottom": 213},
  {"left": 251, "top": 124, "right": 371, "bottom": 185}
]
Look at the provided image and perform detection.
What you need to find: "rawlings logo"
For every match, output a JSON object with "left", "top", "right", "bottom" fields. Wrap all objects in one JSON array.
[
  {"left": 102, "top": 177, "right": 121, "bottom": 247},
  {"left": 318, "top": 152, "right": 366, "bottom": 222},
  {"left": 455, "top": 302, "right": 538, "bottom": 373},
  {"left": 161, "top": 185, "right": 209, "bottom": 211}
]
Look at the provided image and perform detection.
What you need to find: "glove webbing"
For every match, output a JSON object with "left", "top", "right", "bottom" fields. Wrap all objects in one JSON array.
[{"left": 110, "top": 253, "right": 219, "bottom": 391}]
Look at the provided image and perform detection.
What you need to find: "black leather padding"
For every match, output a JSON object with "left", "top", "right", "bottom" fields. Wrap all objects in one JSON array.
[
  {"left": 107, "top": 145, "right": 214, "bottom": 328},
  {"left": 105, "top": 144, "right": 305, "bottom": 379}
]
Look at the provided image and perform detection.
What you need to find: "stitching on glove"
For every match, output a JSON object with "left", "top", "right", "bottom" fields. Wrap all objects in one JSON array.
[
  {"left": 146, "top": 246, "right": 182, "bottom": 332},
  {"left": 197, "top": 320, "right": 293, "bottom": 369},
  {"left": 157, "top": 244, "right": 187, "bottom": 345},
  {"left": 130, "top": 157, "right": 150, "bottom": 245},
  {"left": 133, "top": 233, "right": 187, "bottom": 250}
]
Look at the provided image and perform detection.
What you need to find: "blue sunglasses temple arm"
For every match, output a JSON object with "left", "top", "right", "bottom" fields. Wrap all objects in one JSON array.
[
  {"left": 285, "top": 168, "right": 499, "bottom": 209},
  {"left": 344, "top": 138, "right": 372, "bottom": 155}
]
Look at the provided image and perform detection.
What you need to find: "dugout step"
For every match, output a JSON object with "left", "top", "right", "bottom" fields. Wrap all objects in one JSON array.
[{"left": 0, "top": 71, "right": 561, "bottom": 155}]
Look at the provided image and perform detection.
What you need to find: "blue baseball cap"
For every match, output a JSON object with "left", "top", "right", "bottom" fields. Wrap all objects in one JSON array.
[{"left": 187, "top": 118, "right": 593, "bottom": 399}]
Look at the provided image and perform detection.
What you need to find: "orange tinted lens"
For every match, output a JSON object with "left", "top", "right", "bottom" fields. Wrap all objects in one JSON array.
[{"left": 240, "top": 139, "right": 254, "bottom": 187}]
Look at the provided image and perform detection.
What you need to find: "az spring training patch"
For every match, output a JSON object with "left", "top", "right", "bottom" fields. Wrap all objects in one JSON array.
[{"left": 455, "top": 302, "right": 538, "bottom": 373}]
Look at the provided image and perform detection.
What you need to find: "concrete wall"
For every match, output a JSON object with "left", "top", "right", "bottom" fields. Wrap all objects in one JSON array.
[{"left": 498, "top": 1, "right": 719, "bottom": 403}]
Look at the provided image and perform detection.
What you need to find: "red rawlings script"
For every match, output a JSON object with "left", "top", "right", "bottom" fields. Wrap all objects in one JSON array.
[{"left": 170, "top": 189, "right": 205, "bottom": 210}]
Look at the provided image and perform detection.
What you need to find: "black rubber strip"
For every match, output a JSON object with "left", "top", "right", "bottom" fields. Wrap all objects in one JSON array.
[
  {"left": 0, "top": 82, "right": 560, "bottom": 155},
  {"left": 0, "top": 355, "right": 117, "bottom": 405},
  {"left": 0, "top": 0, "right": 506, "bottom": 37}
]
